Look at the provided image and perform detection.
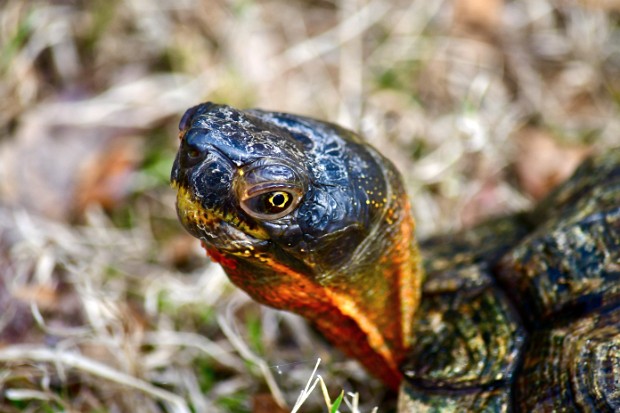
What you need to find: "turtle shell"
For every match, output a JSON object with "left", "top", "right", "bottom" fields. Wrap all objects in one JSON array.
[{"left": 399, "top": 151, "right": 620, "bottom": 412}]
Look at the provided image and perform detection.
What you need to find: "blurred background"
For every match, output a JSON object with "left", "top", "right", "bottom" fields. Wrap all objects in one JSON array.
[{"left": 1, "top": 0, "right": 619, "bottom": 412}]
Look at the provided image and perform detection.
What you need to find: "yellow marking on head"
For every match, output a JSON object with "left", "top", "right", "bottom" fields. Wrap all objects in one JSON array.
[{"left": 175, "top": 186, "right": 269, "bottom": 240}]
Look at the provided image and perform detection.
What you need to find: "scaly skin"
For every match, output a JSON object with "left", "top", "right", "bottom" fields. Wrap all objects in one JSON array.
[{"left": 172, "top": 102, "right": 620, "bottom": 411}]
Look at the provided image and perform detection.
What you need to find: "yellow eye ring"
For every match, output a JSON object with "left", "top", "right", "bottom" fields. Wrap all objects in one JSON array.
[{"left": 268, "top": 191, "right": 290, "bottom": 209}]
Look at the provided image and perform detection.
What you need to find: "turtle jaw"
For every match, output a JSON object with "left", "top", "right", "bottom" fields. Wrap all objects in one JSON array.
[{"left": 172, "top": 182, "right": 270, "bottom": 254}]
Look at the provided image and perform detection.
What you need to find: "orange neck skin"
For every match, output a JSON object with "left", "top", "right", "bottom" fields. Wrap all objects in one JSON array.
[{"left": 204, "top": 194, "right": 422, "bottom": 390}]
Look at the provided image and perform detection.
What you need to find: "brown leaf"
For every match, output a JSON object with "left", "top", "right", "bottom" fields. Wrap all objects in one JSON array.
[
  {"left": 513, "top": 128, "right": 591, "bottom": 200},
  {"left": 453, "top": 0, "right": 504, "bottom": 37},
  {"left": 577, "top": 0, "right": 620, "bottom": 11},
  {"left": 74, "top": 136, "right": 143, "bottom": 214},
  {"left": 460, "top": 179, "right": 509, "bottom": 228},
  {"left": 12, "top": 284, "right": 59, "bottom": 309},
  {"left": 0, "top": 103, "right": 142, "bottom": 221},
  {"left": 252, "top": 393, "right": 288, "bottom": 413}
]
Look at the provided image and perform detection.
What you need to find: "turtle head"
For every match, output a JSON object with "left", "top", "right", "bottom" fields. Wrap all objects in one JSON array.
[{"left": 171, "top": 102, "right": 423, "bottom": 389}]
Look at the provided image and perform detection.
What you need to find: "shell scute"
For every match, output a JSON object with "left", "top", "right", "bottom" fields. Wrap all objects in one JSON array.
[
  {"left": 401, "top": 151, "right": 620, "bottom": 411},
  {"left": 401, "top": 260, "right": 525, "bottom": 409},
  {"left": 497, "top": 152, "right": 620, "bottom": 325},
  {"left": 514, "top": 306, "right": 620, "bottom": 412}
]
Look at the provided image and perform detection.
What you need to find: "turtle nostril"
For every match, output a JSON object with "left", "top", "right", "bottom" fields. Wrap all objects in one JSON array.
[
  {"left": 180, "top": 141, "right": 208, "bottom": 169},
  {"left": 179, "top": 128, "right": 212, "bottom": 169},
  {"left": 187, "top": 147, "right": 202, "bottom": 159}
]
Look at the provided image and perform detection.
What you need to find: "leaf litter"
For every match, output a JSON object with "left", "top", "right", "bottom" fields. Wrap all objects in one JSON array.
[{"left": 1, "top": 0, "right": 620, "bottom": 412}]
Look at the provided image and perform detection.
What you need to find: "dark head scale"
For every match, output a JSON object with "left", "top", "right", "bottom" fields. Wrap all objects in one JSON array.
[{"left": 171, "top": 102, "right": 422, "bottom": 388}]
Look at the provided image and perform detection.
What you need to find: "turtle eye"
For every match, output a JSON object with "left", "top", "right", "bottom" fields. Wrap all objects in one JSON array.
[
  {"left": 236, "top": 159, "right": 307, "bottom": 220},
  {"left": 241, "top": 190, "right": 299, "bottom": 220}
]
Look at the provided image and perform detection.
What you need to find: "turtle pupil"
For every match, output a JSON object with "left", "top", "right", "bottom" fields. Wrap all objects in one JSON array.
[{"left": 271, "top": 193, "right": 286, "bottom": 207}]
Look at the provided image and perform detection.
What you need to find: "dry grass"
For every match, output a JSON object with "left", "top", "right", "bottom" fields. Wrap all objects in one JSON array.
[{"left": 1, "top": 0, "right": 619, "bottom": 412}]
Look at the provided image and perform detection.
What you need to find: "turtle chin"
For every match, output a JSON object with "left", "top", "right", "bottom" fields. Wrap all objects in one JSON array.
[{"left": 199, "top": 220, "right": 270, "bottom": 254}]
